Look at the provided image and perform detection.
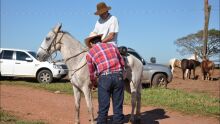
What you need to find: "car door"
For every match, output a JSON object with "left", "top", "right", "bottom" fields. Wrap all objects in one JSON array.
[
  {"left": 13, "top": 51, "right": 35, "bottom": 76},
  {"left": 0, "top": 50, "right": 15, "bottom": 76}
]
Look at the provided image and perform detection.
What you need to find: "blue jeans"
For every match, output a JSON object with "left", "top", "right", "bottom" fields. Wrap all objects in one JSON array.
[{"left": 97, "top": 73, "right": 124, "bottom": 124}]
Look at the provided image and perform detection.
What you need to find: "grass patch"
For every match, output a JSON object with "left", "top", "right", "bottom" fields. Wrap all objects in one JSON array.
[
  {"left": 1, "top": 80, "right": 73, "bottom": 94},
  {"left": 1, "top": 80, "right": 220, "bottom": 117},
  {"left": 124, "top": 88, "right": 220, "bottom": 117},
  {"left": 0, "top": 109, "right": 45, "bottom": 124}
]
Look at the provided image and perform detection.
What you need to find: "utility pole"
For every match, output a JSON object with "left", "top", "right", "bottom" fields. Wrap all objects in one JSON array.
[{"left": 202, "top": 0, "right": 211, "bottom": 59}]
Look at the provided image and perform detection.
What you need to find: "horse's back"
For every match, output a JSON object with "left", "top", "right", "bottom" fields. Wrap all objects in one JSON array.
[
  {"left": 201, "top": 60, "right": 214, "bottom": 72},
  {"left": 181, "top": 59, "right": 200, "bottom": 69},
  {"left": 126, "top": 54, "right": 143, "bottom": 92},
  {"left": 127, "top": 54, "right": 143, "bottom": 74}
]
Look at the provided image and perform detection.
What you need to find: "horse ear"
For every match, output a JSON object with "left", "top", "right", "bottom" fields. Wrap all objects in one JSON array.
[{"left": 54, "top": 23, "right": 62, "bottom": 33}]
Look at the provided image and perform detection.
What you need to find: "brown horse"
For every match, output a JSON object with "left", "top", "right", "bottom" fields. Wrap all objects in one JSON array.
[
  {"left": 181, "top": 59, "right": 200, "bottom": 80},
  {"left": 201, "top": 59, "right": 215, "bottom": 80}
]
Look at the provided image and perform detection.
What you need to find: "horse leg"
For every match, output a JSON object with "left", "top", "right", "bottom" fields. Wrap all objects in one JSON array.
[
  {"left": 171, "top": 65, "right": 174, "bottom": 74},
  {"left": 193, "top": 69, "right": 195, "bottom": 79},
  {"left": 202, "top": 71, "right": 206, "bottom": 80},
  {"left": 72, "top": 85, "right": 81, "bottom": 124},
  {"left": 182, "top": 69, "right": 185, "bottom": 80},
  {"left": 184, "top": 69, "right": 188, "bottom": 79},
  {"left": 130, "top": 92, "right": 136, "bottom": 123},
  {"left": 135, "top": 82, "right": 142, "bottom": 122},
  {"left": 205, "top": 72, "right": 208, "bottom": 80},
  {"left": 127, "top": 79, "right": 136, "bottom": 123},
  {"left": 188, "top": 69, "right": 191, "bottom": 79},
  {"left": 209, "top": 68, "right": 214, "bottom": 80},
  {"left": 208, "top": 71, "right": 212, "bottom": 80},
  {"left": 82, "top": 87, "right": 95, "bottom": 124}
]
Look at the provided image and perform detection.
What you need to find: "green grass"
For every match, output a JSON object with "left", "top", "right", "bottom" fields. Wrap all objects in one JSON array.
[
  {"left": 124, "top": 88, "right": 220, "bottom": 117},
  {"left": 0, "top": 80, "right": 73, "bottom": 94},
  {"left": 1, "top": 80, "right": 220, "bottom": 117},
  {"left": 0, "top": 109, "right": 45, "bottom": 124}
]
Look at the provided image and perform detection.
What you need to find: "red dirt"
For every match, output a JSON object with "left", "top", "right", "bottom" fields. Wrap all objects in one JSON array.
[
  {"left": 168, "top": 68, "right": 220, "bottom": 98},
  {"left": 1, "top": 68, "right": 219, "bottom": 124}
]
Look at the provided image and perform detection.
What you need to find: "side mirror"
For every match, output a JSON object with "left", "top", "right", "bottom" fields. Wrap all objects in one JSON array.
[
  {"left": 25, "top": 57, "right": 33, "bottom": 62},
  {"left": 142, "top": 58, "right": 146, "bottom": 65},
  {"left": 150, "top": 57, "right": 156, "bottom": 63}
]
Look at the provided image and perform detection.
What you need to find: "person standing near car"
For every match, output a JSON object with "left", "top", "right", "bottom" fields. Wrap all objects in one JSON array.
[
  {"left": 85, "top": 32, "right": 125, "bottom": 124},
  {"left": 91, "top": 2, "right": 119, "bottom": 46}
]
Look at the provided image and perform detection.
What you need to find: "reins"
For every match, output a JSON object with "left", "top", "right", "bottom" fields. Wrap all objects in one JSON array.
[
  {"left": 64, "top": 49, "right": 88, "bottom": 63},
  {"left": 43, "top": 31, "right": 89, "bottom": 76}
]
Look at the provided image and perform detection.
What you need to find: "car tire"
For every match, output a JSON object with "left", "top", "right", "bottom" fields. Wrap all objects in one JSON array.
[
  {"left": 37, "top": 70, "right": 53, "bottom": 83},
  {"left": 152, "top": 73, "right": 168, "bottom": 88}
]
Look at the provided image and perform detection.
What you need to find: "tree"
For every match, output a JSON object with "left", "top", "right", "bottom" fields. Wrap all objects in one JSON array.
[
  {"left": 203, "top": 0, "right": 211, "bottom": 59},
  {"left": 174, "top": 29, "right": 220, "bottom": 59}
]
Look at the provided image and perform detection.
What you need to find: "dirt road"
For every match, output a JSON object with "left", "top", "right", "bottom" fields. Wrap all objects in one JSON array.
[
  {"left": 168, "top": 68, "right": 220, "bottom": 98},
  {"left": 1, "top": 85, "right": 218, "bottom": 124}
]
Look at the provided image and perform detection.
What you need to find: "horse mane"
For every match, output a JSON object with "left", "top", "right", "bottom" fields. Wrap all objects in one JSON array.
[
  {"left": 60, "top": 30, "right": 87, "bottom": 49},
  {"left": 61, "top": 31, "right": 71, "bottom": 35}
]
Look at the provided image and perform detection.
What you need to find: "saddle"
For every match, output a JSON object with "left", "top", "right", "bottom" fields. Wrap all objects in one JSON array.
[
  {"left": 118, "top": 46, "right": 128, "bottom": 56},
  {"left": 118, "top": 46, "right": 129, "bottom": 72}
]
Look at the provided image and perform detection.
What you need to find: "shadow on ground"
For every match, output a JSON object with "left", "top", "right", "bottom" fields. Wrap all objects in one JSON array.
[{"left": 97, "top": 108, "right": 169, "bottom": 124}]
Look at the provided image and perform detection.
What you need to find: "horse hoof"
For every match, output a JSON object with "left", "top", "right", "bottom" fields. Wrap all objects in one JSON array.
[
  {"left": 74, "top": 122, "right": 80, "bottom": 124},
  {"left": 91, "top": 121, "right": 97, "bottom": 124},
  {"left": 129, "top": 116, "right": 135, "bottom": 123}
]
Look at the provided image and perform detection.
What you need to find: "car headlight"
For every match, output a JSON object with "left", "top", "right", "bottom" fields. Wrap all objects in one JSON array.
[{"left": 53, "top": 65, "right": 62, "bottom": 69}]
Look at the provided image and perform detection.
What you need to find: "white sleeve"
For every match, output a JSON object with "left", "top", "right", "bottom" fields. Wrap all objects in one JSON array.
[
  {"left": 93, "top": 21, "right": 99, "bottom": 33},
  {"left": 109, "top": 16, "right": 119, "bottom": 33}
]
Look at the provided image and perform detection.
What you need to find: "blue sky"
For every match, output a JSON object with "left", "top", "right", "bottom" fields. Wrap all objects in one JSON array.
[{"left": 1, "top": 0, "right": 219, "bottom": 64}]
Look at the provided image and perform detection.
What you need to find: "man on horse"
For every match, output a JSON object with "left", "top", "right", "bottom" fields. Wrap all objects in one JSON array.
[
  {"left": 85, "top": 32, "right": 125, "bottom": 124},
  {"left": 91, "top": 2, "right": 119, "bottom": 46}
]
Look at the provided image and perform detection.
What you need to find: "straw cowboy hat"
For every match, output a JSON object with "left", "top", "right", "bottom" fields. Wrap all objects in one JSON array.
[
  {"left": 95, "top": 2, "right": 111, "bottom": 15},
  {"left": 85, "top": 32, "right": 103, "bottom": 48}
]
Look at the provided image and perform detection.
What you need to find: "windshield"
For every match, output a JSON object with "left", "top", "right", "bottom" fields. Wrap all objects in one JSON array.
[{"left": 28, "top": 51, "right": 37, "bottom": 58}]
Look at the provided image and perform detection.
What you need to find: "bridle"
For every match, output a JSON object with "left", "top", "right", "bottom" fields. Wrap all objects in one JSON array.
[
  {"left": 40, "top": 30, "right": 89, "bottom": 75},
  {"left": 40, "top": 30, "right": 88, "bottom": 62},
  {"left": 40, "top": 30, "right": 64, "bottom": 60}
]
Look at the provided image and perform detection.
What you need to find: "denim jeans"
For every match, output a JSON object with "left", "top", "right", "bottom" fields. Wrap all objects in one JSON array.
[{"left": 97, "top": 73, "right": 124, "bottom": 124}]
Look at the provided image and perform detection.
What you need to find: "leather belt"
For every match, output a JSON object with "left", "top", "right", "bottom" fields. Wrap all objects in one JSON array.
[{"left": 100, "top": 71, "right": 122, "bottom": 76}]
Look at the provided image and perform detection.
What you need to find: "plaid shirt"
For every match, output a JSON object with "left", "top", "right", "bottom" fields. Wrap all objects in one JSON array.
[{"left": 86, "top": 43, "right": 125, "bottom": 82}]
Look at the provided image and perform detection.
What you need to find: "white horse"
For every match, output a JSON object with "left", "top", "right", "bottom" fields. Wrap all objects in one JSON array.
[
  {"left": 169, "top": 58, "right": 181, "bottom": 74},
  {"left": 36, "top": 24, "right": 143, "bottom": 124}
]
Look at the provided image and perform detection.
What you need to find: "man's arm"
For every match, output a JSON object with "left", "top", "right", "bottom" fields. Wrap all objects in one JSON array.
[
  {"left": 102, "top": 17, "right": 118, "bottom": 43},
  {"left": 115, "top": 47, "right": 125, "bottom": 68},
  {"left": 102, "top": 32, "right": 115, "bottom": 43},
  {"left": 86, "top": 54, "right": 96, "bottom": 84}
]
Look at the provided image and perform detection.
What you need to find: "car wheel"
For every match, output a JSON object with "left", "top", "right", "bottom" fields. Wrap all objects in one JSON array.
[
  {"left": 152, "top": 73, "right": 168, "bottom": 88},
  {"left": 37, "top": 70, "right": 53, "bottom": 83}
]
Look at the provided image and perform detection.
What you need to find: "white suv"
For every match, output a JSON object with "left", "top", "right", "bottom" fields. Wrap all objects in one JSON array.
[{"left": 0, "top": 48, "right": 68, "bottom": 83}]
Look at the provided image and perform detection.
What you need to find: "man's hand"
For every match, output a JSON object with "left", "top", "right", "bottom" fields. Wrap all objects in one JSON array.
[
  {"left": 102, "top": 32, "right": 115, "bottom": 43},
  {"left": 89, "top": 77, "right": 98, "bottom": 89},
  {"left": 123, "top": 70, "right": 127, "bottom": 80}
]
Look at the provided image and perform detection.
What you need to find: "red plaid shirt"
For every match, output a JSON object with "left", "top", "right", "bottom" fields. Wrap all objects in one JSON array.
[{"left": 86, "top": 43, "right": 125, "bottom": 82}]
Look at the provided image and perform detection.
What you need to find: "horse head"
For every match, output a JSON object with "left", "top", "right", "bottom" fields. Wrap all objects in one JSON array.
[
  {"left": 37, "top": 23, "right": 62, "bottom": 61},
  {"left": 194, "top": 60, "right": 201, "bottom": 67}
]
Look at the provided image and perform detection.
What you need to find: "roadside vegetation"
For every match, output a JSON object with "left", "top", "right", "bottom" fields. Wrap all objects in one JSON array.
[
  {"left": 0, "top": 109, "right": 45, "bottom": 124},
  {"left": 1, "top": 80, "right": 219, "bottom": 117},
  {"left": 124, "top": 88, "right": 219, "bottom": 117}
]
